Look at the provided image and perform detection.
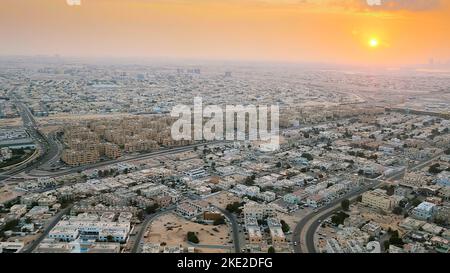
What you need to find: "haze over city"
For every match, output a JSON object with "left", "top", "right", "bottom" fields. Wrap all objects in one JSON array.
[
  {"left": 1, "top": 0, "right": 450, "bottom": 66},
  {"left": 0, "top": 0, "right": 449, "bottom": 260}
]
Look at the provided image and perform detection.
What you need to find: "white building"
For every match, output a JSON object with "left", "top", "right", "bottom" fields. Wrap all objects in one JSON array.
[
  {"left": 48, "top": 214, "right": 131, "bottom": 243},
  {"left": 243, "top": 202, "right": 276, "bottom": 220},
  {"left": 411, "top": 202, "right": 436, "bottom": 221}
]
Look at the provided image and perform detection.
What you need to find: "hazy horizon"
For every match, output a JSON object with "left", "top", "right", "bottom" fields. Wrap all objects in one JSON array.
[{"left": 1, "top": 0, "right": 450, "bottom": 67}]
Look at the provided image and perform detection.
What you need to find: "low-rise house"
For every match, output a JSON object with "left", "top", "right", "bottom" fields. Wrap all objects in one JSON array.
[
  {"left": 267, "top": 217, "right": 286, "bottom": 245},
  {"left": 243, "top": 202, "right": 276, "bottom": 220},
  {"left": 361, "top": 222, "right": 381, "bottom": 237},
  {"left": 411, "top": 201, "right": 436, "bottom": 221}
]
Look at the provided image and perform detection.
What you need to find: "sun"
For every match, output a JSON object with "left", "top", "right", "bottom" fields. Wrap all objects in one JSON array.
[{"left": 369, "top": 38, "right": 379, "bottom": 48}]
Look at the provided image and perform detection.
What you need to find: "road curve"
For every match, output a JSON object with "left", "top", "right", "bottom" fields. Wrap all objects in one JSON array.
[
  {"left": 213, "top": 206, "right": 241, "bottom": 253},
  {"left": 293, "top": 152, "right": 444, "bottom": 253},
  {"left": 131, "top": 208, "right": 174, "bottom": 253}
]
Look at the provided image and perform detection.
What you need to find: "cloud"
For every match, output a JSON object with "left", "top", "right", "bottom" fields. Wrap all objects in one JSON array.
[
  {"left": 358, "top": 0, "right": 442, "bottom": 11},
  {"left": 256, "top": 0, "right": 443, "bottom": 12}
]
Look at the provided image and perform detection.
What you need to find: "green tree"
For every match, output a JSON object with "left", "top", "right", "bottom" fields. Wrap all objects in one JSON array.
[
  {"left": 392, "top": 207, "right": 403, "bottom": 215},
  {"left": 0, "top": 219, "right": 19, "bottom": 232},
  {"left": 383, "top": 241, "right": 390, "bottom": 251},
  {"left": 341, "top": 199, "right": 350, "bottom": 211},
  {"left": 301, "top": 153, "right": 313, "bottom": 161},
  {"left": 428, "top": 163, "right": 442, "bottom": 174},
  {"left": 389, "top": 235, "right": 404, "bottom": 247},
  {"left": 268, "top": 246, "right": 276, "bottom": 253},
  {"left": 280, "top": 220, "right": 290, "bottom": 233},
  {"left": 145, "top": 204, "right": 160, "bottom": 214},
  {"left": 382, "top": 185, "right": 395, "bottom": 196},
  {"left": 331, "top": 212, "right": 349, "bottom": 226},
  {"left": 244, "top": 174, "right": 256, "bottom": 186},
  {"left": 187, "top": 231, "right": 199, "bottom": 244},
  {"left": 226, "top": 202, "right": 243, "bottom": 214},
  {"left": 410, "top": 197, "right": 422, "bottom": 207}
]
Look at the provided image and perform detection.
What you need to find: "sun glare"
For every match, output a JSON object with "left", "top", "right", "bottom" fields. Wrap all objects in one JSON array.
[{"left": 369, "top": 38, "right": 379, "bottom": 48}]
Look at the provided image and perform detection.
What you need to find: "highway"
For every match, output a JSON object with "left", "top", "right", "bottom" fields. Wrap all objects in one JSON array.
[
  {"left": 37, "top": 131, "right": 64, "bottom": 171},
  {"left": 293, "top": 152, "right": 444, "bottom": 253},
  {"left": 27, "top": 141, "right": 224, "bottom": 178},
  {"left": 0, "top": 94, "right": 56, "bottom": 183},
  {"left": 14, "top": 98, "right": 64, "bottom": 173},
  {"left": 1, "top": 96, "right": 223, "bottom": 182},
  {"left": 2, "top": 91, "right": 446, "bottom": 253}
]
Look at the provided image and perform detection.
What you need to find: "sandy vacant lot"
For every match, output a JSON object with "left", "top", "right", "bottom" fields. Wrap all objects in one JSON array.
[
  {"left": 145, "top": 212, "right": 232, "bottom": 253},
  {"left": 204, "top": 191, "right": 241, "bottom": 210},
  {"left": 36, "top": 113, "right": 133, "bottom": 125},
  {"left": 0, "top": 185, "right": 23, "bottom": 203},
  {"left": 359, "top": 206, "right": 404, "bottom": 231},
  {"left": 0, "top": 118, "right": 22, "bottom": 127}
]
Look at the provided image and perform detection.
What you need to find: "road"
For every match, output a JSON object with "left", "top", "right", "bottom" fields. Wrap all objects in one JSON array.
[
  {"left": 21, "top": 205, "right": 73, "bottom": 253},
  {"left": 0, "top": 94, "right": 56, "bottom": 183},
  {"left": 27, "top": 141, "right": 224, "bottom": 178},
  {"left": 292, "top": 179, "right": 381, "bottom": 253},
  {"left": 213, "top": 206, "right": 241, "bottom": 253},
  {"left": 131, "top": 208, "right": 174, "bottom": 253},
  {"left": 38, "top": 131, "right": 64, "bottom": 171},
  {"left": 293, "top": 152, "right": 444, "bottom": 253},
  {"left": 13, "top": 97, "right": 66, "bottom": 174},
  {"left": 129, "top": 204, "right": 241, "bottom": 253}
]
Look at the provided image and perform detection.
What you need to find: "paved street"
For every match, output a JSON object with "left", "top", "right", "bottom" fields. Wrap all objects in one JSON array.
[{"left": 293, "top": 152, "right": 444, "bottom": 253}]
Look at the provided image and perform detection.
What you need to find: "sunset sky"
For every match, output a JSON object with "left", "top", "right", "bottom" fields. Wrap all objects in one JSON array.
[{"left": 1, "top": 0, "right": 450, "bottom": 66}]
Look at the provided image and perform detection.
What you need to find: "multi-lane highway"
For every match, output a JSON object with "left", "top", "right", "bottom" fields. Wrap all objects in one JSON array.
[
  {"left": 27, "top": 141, "right": 224, "bottom": 178},
  {"left": 0, "top": 95, "right": 223, "bottom": 182},
  {"left": 293, "top": 180, "right": 381, "bottom": 253},
  {"left": 2, "top": 92, "right": 446, "bottom": 254},
  {"left": 0, "top": 97, "right": 51, "bottom": 183}
]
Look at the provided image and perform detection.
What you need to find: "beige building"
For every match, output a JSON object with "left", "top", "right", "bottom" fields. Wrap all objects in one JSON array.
[
  {"left": 267, "top": 217, "right": 286, "bottom": 245},
  {"left": 243, "top": 202, "right": 276, "bottom": 220},
  {"left": 62, "top": 149, "right": 100, "bottom": 167},
  {"left": 102, "top": 143, "right": 121, "bottom": 159},
  {"left": 361, "top": 189, "right": 397, "bottom": 211},
  {"left": 248, "top": 226, "right": 263, "bottom": 244}
]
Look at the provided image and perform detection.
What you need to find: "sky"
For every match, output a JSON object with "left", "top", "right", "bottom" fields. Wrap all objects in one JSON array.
[{"left": 1, "top": 0, "right": 450, "bottom": 66}]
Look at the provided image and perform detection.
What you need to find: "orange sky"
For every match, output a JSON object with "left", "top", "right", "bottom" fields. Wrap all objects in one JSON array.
[{"left": 1, "top": 0, "right": 449, "bottom": 66}]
